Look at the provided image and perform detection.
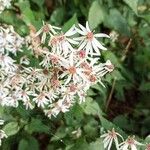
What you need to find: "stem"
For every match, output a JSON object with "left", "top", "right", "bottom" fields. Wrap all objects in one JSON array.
[
  {"left": 105, "top": 77, "right": 116, "bottom": 112},
  {"left": 121, "top": 39, "right": 132, "bottom": 62}
]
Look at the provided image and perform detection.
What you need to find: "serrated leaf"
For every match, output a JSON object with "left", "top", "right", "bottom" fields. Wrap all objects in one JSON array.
[
  {"left": 3, "top": 122, "right": 20, "bottom": 136},
  {"left": 123, "top": 0, "right": 138, "bottom": 15},
  {"left": 88, "top": 0, "right": 105, "bottom": 29}
]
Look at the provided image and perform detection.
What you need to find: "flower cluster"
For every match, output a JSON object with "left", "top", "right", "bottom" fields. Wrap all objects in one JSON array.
[
  {"left": 0, "top": 0, "right": 12, "bottom": 13},
  {"left": 101, "top": 128, "right": 145, "bottom": 150},
  {"left": 0, "top": 22, "right": 114, "bottom": 118},
  {"left": 0, "top": 25, "right": 25, "bottom": 107},
  {"left": 0, "top": 120, "right": 7, "bottom": 146}
]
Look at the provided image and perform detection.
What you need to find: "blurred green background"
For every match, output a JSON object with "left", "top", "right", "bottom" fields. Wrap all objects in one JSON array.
[{"left": 0, "top": 0, "right": 150, "bottom": 149}]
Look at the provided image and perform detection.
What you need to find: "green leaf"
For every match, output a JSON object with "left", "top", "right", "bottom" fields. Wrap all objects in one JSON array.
[
  {"left": 64, "top": 104, "right": 84, "bottom": 126},
  {"left": 51, "top": 126, "right": 67, "bottom": 141},
  {"left": 31, "top": 0, "right": 44, "bottom": 9},
  {"left": 84, "top": 118, "right": 99, "bottom": 138},
  {"left": 88, "top": 0, "right": 105, "bottom": 29},
  {"left": 69, "top": 138, "right": 89, "bottom": 150},
  {"left": 18, "top": 139, "right": 28, "bottom": 150},
  {"left": 105, "top": 9, "right": 130, "bottom": 36},
  {"left": 24, "top": 118, "right": 49, "bottom": 134},
  {"left": 89, "top": 138, "right": 104, "bottom": 150},
  {"left": 3, "top": 122, "right": 20, "bottom": 136},
  {"left": 50, "top": 7, "right": 65, "bottom": 26},
  {"left": 123, "top": 0, "right": 139, "bottom": 15},
  {"left": 139, "top": 82, "right": 150, "bottom": 91},
  {"left": 18, "top": 137, "right": 39, "bottom": 150},
  {"left": 17, "top": 1, "right": 36, "bottom": 25},
  {"left": 100, "top": 116, "right": 128, "bottom": 139},
  {"left": 81, "top": 97, "right": 102, "bottom": 116},
  {"left": 62, "top": 14, "right": 78, "bottom": 32}
]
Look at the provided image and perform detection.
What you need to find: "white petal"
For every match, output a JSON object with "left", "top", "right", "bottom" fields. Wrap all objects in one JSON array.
[
  {"left": 67, "top": 38, "right": 79, "bottom": 45},
  {"left": 93, "top": 38, "right": 107, "bottom": 50},
  {"left": 78, "top": 40, "right": 87, "bottom": 50},
  {"left": 86, "top": 21, "right": 91, "bottom": 32},
  {"left": 65, "top": 25, "right": 76, "bottom": 36},
  {"left": 78, "top": 23, "right": 87, "bottom": 33},
  {"left": 65, "top": 75, "right": 72, "bottom": 85},
  {"left": 75, "top": 27, "right": 86, "bottom": 35},
  {"left": 107, "top": 138, "right": 113, "bottom": 150},
  {"left": 94, "top": 33, "right": 110, "bottom": 38},
  {"left": 131, "top": 144, "right": 137, "bottom": 150},
  {"left": 91, "top": 40, "right": 100, "bottom": 55}
]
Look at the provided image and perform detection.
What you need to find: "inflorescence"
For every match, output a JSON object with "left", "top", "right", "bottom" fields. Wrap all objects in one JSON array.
[{"left": 0, "top": 22, "right": 114, "bottom": 118}]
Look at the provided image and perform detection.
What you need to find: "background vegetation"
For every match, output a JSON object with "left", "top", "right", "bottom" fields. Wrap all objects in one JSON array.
[{"left": 0, "top": 0, "right": 150, "bottom": 149}]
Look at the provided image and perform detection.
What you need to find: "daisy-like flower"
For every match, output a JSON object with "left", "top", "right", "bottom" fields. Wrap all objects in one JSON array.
[
  {"left": 3, "top": 91, "right": 20, "bottom": 107},
  {"left": 49, "top": 25, "right": 78, "bottom": 56},
  {"left": 0, "top": 90, "right": 8, "bottom": 106},
  {"left": 0, "top": 25, "right": 24, "bottom": 55},
  {"left": 17, "top": 88, "right": 33, "bottom": 103},
  {"left": 47, "top": 89, "right": 58, "bottom": 103},
  {"left": 0, "top": 21, "right": 114, "bottom": 119},
  {"left": 0, "top": 0, "right": 11, "bottom": 14},
  {"left": 35, "top": 21, "right": 61, "bottom": 43},
  {"left": 119, "top": 136, "right": 143, "bottom": 150},
  {"left": 101, "top": 128, "right": 124, "bottom": 150},
  {"left": 75, "top": 22, "right": 110, "bottom": 56},
  {"left": 23, "top": 99, "right": 34, "bottom": 110},
  {"left": 51, "top": 99, "right": 70, "bottom": 116},
  {"left": 0, "top": 54, "right": 17, "bottom": 73},
  {"left": 59, "top": 52, "right": 86, "bottom": 84},
  {"left": 33, "top": 92, "right": 49, "bottom": 108}
]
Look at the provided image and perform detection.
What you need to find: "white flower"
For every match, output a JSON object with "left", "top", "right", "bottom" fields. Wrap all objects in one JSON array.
[
  {"left": 49, "top": 25, "right": 78, "bottom": 56},
  {"left": 3, "top": 0, "right": 11, "bottom": 8},
  {"left": 0, "top": 0, "right": 11, "bottom": 13},
  {"left": 0, "top": 88, "right": 9, "bottom": 106},
  {"left": 17, "top": 88, "right": 32, "bottom": 102},
  {"left": 59, "top": 52, "right": 86, "bottom": 84},
  {"left": 47, "top": 89, "right": 58, "bottom": 103},
  {"left": 109, "top": 30, "right": 119, "bottom": 42},
  {"left": 33, "top": 92, "right": 49, "bottom": 108},
  {"left": 75, "top": 22, "right": 110, "bottom": 56},
  {"left": 3, "top": 91, "right": 20, "bottom": 107},
  {"left": 51, "top": 99, "right": 70, "bottom": 116},
  {"left": 119, "top": 136, "right": 143, "bottom": 150},
  {"left": 44, "top": 109, "right": 53, "bottom": 118},
  {"left": 0, "top": 25, "right": 24, "bottom": 55},
  {"left": 101, "top": 128, "right": 124, "bottom": 150},
  {"left": 35, "top": 21, "right": 61, "bottom": 43},
  {"left": 23, "top": 99, "right": 34, "bottom": 110},
  {"left": 0, "top": 54, "right": 17, "bottom": 73}
]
